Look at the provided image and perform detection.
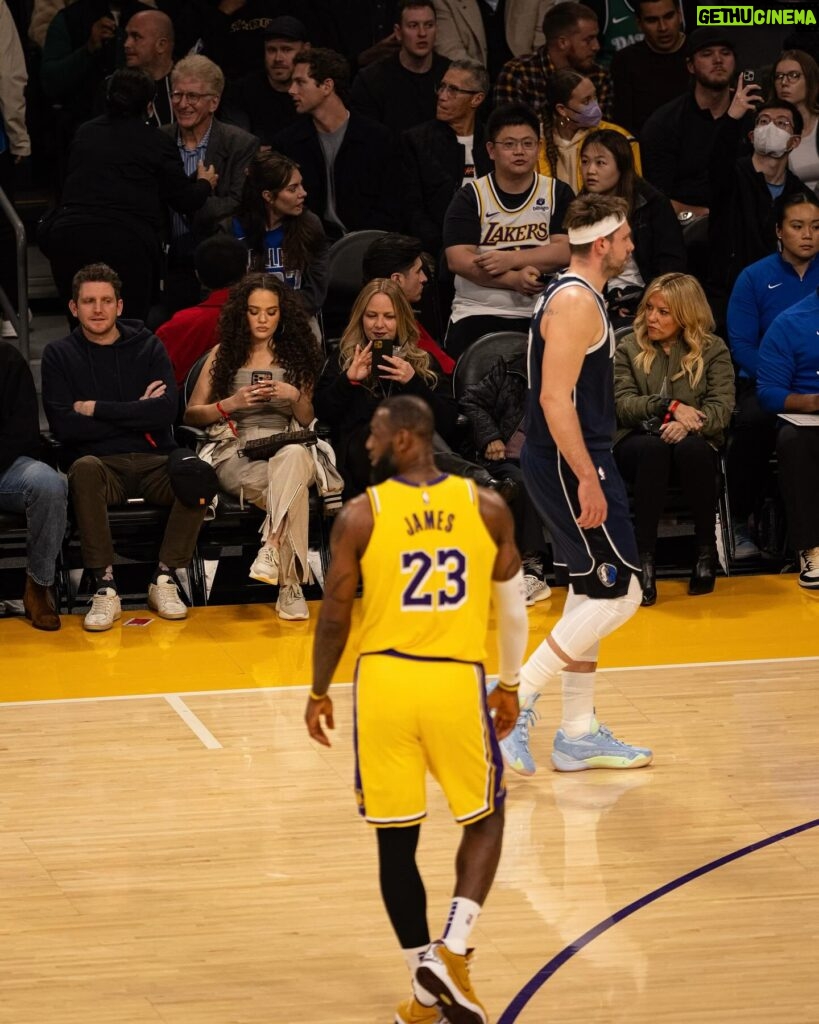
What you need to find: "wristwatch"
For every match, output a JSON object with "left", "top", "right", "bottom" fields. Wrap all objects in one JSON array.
[{"left": 678, "top": 210, "right": 695, "bottom": 224}]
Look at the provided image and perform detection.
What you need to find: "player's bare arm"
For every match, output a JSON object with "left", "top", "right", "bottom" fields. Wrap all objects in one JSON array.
[
  {"left": 305, "top": 496, "right": 373, "bottom": 746},
  {"left": 539, "top": 285, "right": 608, "bottom": 529}
]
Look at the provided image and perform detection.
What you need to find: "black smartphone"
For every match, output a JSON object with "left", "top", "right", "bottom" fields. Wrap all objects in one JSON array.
[
  {"left": 372, "top": 337, "right": 394, "bottom": 375},
  {"left": 742, "top": 69, "right": 755, "bottom": 83},
  {"left": 251, "top": 370, "right": 273, "bottom": 385}
]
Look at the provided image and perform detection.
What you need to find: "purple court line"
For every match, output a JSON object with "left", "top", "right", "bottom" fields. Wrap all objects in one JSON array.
[{"left": 498, "top": 815, "right": 819, "bottom": 1023}]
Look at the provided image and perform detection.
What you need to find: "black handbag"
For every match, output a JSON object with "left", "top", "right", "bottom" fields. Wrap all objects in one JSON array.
[{"left": 237, "top": 428, "right": 318, "bottom": 461}]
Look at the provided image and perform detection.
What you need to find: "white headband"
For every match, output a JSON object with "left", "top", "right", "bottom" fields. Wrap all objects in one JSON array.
[{"left": 568, "top": 214, "right": 626, "bottom": 246}]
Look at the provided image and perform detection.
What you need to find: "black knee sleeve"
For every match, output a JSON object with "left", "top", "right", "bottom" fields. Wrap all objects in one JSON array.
[{"left": 376, "top": 825, "right": 430, "bottom": 949}]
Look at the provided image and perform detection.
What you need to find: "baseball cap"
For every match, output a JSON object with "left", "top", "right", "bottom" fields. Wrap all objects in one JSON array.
[
  {"left": 167, "top": 448, "right": 218, "bottom": 509},
  {"left": 686, "top": 27, "right": 736, "bottom": 57},
  {"left": 264, "top": 16, "right": 309, "bottom": 42}
]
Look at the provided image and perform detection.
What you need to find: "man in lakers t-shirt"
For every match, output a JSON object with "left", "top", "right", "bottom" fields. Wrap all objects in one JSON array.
[
  {"left": 306, "top": 395, "right": 528, "bottom": 1024},
  {"left": 443, "top": 101, "right": 573, "bottom": 358}
]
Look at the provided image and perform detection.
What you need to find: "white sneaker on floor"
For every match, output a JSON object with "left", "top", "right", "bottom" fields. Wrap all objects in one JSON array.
[
  {"left": 148, "top": 574, "right": 188, "bottom": 619},
  {"left": 524, "top": 574, "right": 551, "bottom": 606},
  {"left": 249, "top": 544, "right": 279, "bottom": 585},
  {"left": 84, "top": 587, "right": 122, "bottom": 632},
  {"left": 276, "top": 583, "right": 309, "bottom": 620},
  {"left": 799, "top": 547, "right": 819, "bottom": 589}
]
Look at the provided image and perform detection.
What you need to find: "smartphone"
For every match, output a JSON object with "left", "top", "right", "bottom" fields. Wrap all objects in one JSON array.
[
  {"left": 251, "top": 370, "right": 273, "bottom": 385},
  {"left": 372, "top": 337, "right": 394, "bottom": 375},
  {"left": 742, "top": 69, "right": 755, "bottom": 83}
]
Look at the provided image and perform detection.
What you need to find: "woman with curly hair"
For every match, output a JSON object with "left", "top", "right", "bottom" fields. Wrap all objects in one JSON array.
[
  {"left": 184, "top": 273, "right": 324, "bottom": 620},
  {"left": 314, "top": 279, "right": 459, "bottom": 496},
  {"left": 613, "top": 273, "right": 735, "bottom": 605},
  {"left": 225, "top": 151, "right": 330, "bottom": 321}
]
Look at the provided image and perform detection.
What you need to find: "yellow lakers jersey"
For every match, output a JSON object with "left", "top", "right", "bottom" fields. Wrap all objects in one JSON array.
[{"left": 359, "top": 474, "right": 497, "bottom": 661}]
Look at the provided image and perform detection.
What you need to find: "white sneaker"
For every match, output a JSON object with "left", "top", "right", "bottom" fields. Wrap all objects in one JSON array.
[
  {"left": 249, "top": 544, "right": 279, "bottom": 585},
  {"left": 276, "top": 583, "right": 309, "bottom": 620},
  {"left": 84, "top": 587, "right": 122, "bottom": 632},
  {"left": 799, "top": 548, "right": 819, "bottom": 589},
  {"left": 524, "top": 574, "right": 551, "bottom": 606},
  {"left": 147, "top": 574, "right": 188, "bottom": 619}
]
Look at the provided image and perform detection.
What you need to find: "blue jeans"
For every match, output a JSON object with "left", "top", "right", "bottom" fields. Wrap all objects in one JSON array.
[{"left": 0, "top": 456, "right": 68, "bottom": 585}]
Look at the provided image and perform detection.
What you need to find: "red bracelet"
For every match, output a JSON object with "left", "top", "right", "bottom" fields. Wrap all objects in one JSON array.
[
  {"left": 662, "top": 399, "right": 680, "bottom": 425},
  {"left": 216, "top": 401, "right": 238, "bottom": 437}
]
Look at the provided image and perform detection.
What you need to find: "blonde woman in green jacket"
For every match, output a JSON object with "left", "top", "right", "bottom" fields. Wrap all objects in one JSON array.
[{"left": 613, "top": 273, "right": 735, "bottom": 605}]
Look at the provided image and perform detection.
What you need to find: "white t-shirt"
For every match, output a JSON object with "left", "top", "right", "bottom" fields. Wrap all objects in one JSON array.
[
  {"left": 457, "top": 134, "right": 475, "bottom": 185},
  {"left": 788, "top": 120, "right": 819, "bottom": 193}
]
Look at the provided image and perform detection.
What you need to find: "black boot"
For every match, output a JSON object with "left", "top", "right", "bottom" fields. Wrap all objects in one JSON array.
[
  {"left": 689, "top": 546, "right": 717, "bottom": 595},
  {"left": 640, "top": 553, "right": 656, "bottom": 606}
]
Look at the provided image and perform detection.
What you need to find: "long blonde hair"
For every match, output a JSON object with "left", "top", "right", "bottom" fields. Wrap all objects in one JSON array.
[
  {"left": 631, "top": 273, "right": 715, "bottom": 388},
  {"left": 339, "top": 279, "right": 436, "bottom": 386}
]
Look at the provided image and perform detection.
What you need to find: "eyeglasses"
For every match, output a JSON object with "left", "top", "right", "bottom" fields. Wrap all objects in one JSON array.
[
  {"left": 170, "top": 91, "right": 215, "bottom": 105},
  {"left": 494, "top": 138, "right": 539, "bottom": 152},
  {"left": 757, "top": 115, "right": 794, "bottom": 131},
  {"left": 436, "top": 82, "right": 481, "bottom": 96},
  {"left": 774, "top": 70, "right": 803, "bottom": 83}
]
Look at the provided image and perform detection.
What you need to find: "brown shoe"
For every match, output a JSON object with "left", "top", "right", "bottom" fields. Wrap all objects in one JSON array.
[{"left": 23, "top": 576, "right": 61, "bottom": 631}]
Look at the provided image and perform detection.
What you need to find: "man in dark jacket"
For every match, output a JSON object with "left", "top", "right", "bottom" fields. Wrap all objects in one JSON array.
[
  {"left": 271, "top": 48, "right": 403, "bottom": 240},
  {"left": 0, "top": 342, "right": 67, "bottom": 630},
  {"left": 42, "top": 264, "right": 209, "bottom": 632},
  {"left": 401, "top": 59, "right": 490, "bottom": 254}
]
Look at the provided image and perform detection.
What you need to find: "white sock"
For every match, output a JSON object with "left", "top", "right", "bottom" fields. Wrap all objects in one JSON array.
[
  {"left": 560, "top": 671, "right": 595, "bottom": 737},
  {"left": 441, "top": 897, "right": 481, "bottom": 955},
  {"left": 402, "top": 945, "right": 428, "bottom": 975},
  {"left": 518, "top": 639, "right": 567, "bottom": 704}
]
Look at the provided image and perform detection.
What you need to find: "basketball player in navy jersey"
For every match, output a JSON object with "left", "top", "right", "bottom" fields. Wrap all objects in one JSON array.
[{"left": 500, "top": 193, "right": 654, "bottom": 776}]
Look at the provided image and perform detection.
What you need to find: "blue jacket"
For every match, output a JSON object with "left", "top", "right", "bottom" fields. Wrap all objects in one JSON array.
[
  {"left": 727, "top": 253, "right": 819, "bottom": 379},
  {"left": 757, "top": 290, "right": 819, "bottom": 412}
]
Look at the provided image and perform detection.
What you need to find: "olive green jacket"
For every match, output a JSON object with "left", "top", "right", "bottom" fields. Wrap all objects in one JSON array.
[{"left": 613, "top": 332, "right": 735, "bottom": 448}]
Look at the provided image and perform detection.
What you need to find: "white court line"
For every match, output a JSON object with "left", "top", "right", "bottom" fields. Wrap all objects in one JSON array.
[
  {"left": 0, "top": 654, "right": 818, "bottom": 710},
  {"left": 164, "top": 694, "right": 222, "bottom": 749}
]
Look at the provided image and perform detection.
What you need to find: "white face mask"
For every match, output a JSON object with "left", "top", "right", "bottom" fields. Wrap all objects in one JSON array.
[{"left": 753, "top": 122, "right": 792, "bottom": 158}]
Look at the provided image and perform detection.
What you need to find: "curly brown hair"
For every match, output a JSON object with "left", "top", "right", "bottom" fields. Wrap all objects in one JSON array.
[{"left": 208, "top": 273, "right": 323, "bottom": 400}]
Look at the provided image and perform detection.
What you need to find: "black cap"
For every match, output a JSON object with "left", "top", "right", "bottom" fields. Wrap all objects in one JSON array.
[
  {"left": 686, "top": 27, "right": 736, "bottom": 57},
  {"left": 264, "top": 16, "right": 309, "bottom": 42},
  {"left": 167, "top": 448, "right": 218, "bottom": 509}
]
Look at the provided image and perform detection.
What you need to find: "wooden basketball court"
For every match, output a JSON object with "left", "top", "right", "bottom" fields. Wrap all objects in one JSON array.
[{"left": 2, "top": 574, "right": 818, "bottom": 1023}]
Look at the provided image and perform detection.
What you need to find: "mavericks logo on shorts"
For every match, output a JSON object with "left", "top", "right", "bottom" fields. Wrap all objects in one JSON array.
[{"left": 597, "top": 563, "right": 618, "bottom": 588}]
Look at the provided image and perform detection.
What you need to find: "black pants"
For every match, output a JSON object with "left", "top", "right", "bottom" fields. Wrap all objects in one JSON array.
[
  {"left": 726, "top": 380, "right": 777, "bottom": 522},
  {"left": 0, "top": 150, "right": 20, "bottom": 318},
  {"left": 615, "top": 432, "right": 718, "bottom": 555},
  {"left": 445, "top": 314, "right": 531, "bottom": 362},
  {"left": 776, "top": 424, "right": 819, "bottom": 551},
  {"left": 483, "top": 458, "right": 548, "bottom": 556}
]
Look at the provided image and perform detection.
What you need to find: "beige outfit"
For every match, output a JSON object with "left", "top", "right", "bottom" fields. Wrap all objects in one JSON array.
[
  {"left": 0, "top": 0, "right": 30, "bottom": 156},
  {"left": 210, "top": 368, "right": 316, "bottom": 584},
  {"left": 434, "top": 0, "right": 548, "bottom": 64}
]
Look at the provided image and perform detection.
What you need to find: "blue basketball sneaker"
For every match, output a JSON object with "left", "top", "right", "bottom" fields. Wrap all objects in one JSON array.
[
  {"left": 551, "top": 721, "right": 652, "bottom": 772},
  {"left": 498, "top": 696, "right": 541, "bottom": 776}
]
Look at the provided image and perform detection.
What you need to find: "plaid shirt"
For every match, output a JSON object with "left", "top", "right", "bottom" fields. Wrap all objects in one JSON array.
[{"left": 493, "top": 49, "right": 613, "bottom": 123}]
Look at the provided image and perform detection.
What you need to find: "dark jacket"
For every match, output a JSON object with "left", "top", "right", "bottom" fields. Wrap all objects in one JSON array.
[
  {"left": 0, "top": 341, "right": 42, "bottom": 474},
  {"left": 350, "top": 52, "right": 451, "bottom": 133},
  {"left": 42, "top": 320, "right": 178, "bottom": 464},
  {"left": 630, "top": 178, "right": 687, "bottom": 286},
  {"left": 401, "top": 117, "right": 492, "bottom": 253},
  {"left": 160, "top": 119, "right": 259, "bottom": 241},
  {"left": 458, "top": 353, "right": 527, "bottom": 455},
  {"left": 271, "top": 111, "right": 403, "bottom": 239}
]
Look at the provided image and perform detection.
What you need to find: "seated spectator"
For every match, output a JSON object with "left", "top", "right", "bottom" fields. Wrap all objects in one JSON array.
[
  {"left": 707, "top": 98, "right": 807, "bottom": 326},
  {"left": 122, "top": 9, "right": 175, "bottom": 125},
  {"left": 223, "top": 151, "right": 329, "bottom": 324},
  {"left": 220, "top": 16, "right": 310, "bottom": 145},
  {"left": 611, "top": 0, "right": 690, "bottom": 135},
  {"left": 42, "top": 68, "right": 217, "bottom": 322},
  {"left": 756, "top": 282, "right": 819, "bottom": 589},
  {"left": 309, "top": 0, "right": 401, "bottom": 69},
  {"left": 160, "top": 55, "right": 259, "bottom": 314},
  {"left": 156, "top": 235, "right": 248, "bottom": 387},
  {"left": 314, "top": 279, "right": 459, "bottom": 496},
  {"left": 443, "top": 102, "right": 572, "bottom": 359},
  {"left": 183, "top": 273, "right": 324, "bottom": 620},
  {"left": 493, "top": 2, "right": 612, "bottom": 121},
  {"left": 458, "top": 350, "right": 552, "bottom": 606},
  {"left": 272, "top": 48, "right": 403, "bottom": 240},
  {"left": 570, "top": 0, "right": 642, "bottom": 65},
  {"left": 401, "top": 59, "right": 490, "bottom": 255},
  {"left": 770, "top": 49, "right": 819, "bottom": 194},
  {"left": 726, "top": 191, "right": 819, "bottom": 558},
  {"left": 538, "top": 68, "right": 640, "bottom": 194},
  {"left": 579, "top": 128, "right": 685, "bottom": 327},
  {"left": 0, "top": 340, "right": 67, "bottom": 630},
  {"left": 349, "top": 1, "right": 449, "bottom": 133},
  {"left": 434, "top": 0, "right": 548, "bottom": 80},
  {"left": 613, "top": 273, "right": 735, "bottom": 604},
  {"left": 41, "top": 264, "right": 210, "bottom": 632}
]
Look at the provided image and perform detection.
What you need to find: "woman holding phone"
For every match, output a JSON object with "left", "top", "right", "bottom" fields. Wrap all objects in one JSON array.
[{"left": 184, "top": 273, "right": 323, "bottom": 621}]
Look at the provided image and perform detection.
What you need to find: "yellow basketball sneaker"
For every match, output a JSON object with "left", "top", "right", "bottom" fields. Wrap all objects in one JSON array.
[
  {"left": 395, "top": 995, "right": 443, "bottom": 1024},
  {"left": 415, "top": 941, "right": 487, "bottom": 1024}
]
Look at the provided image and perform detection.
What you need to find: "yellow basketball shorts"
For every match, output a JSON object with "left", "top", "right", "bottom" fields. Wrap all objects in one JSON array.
[{"left": 353, "top": 652, "right": 506, "bottom": 828}]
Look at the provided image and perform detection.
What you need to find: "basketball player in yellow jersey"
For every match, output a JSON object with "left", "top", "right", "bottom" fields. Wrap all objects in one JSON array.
[{"left": 306, "top": 395, "right": 528, "bottom": 1024}]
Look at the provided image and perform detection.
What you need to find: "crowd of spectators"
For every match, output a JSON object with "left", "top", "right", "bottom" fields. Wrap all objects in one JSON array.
[{"left": 3, "top": 0, "right": 819, "bottom": 632}]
